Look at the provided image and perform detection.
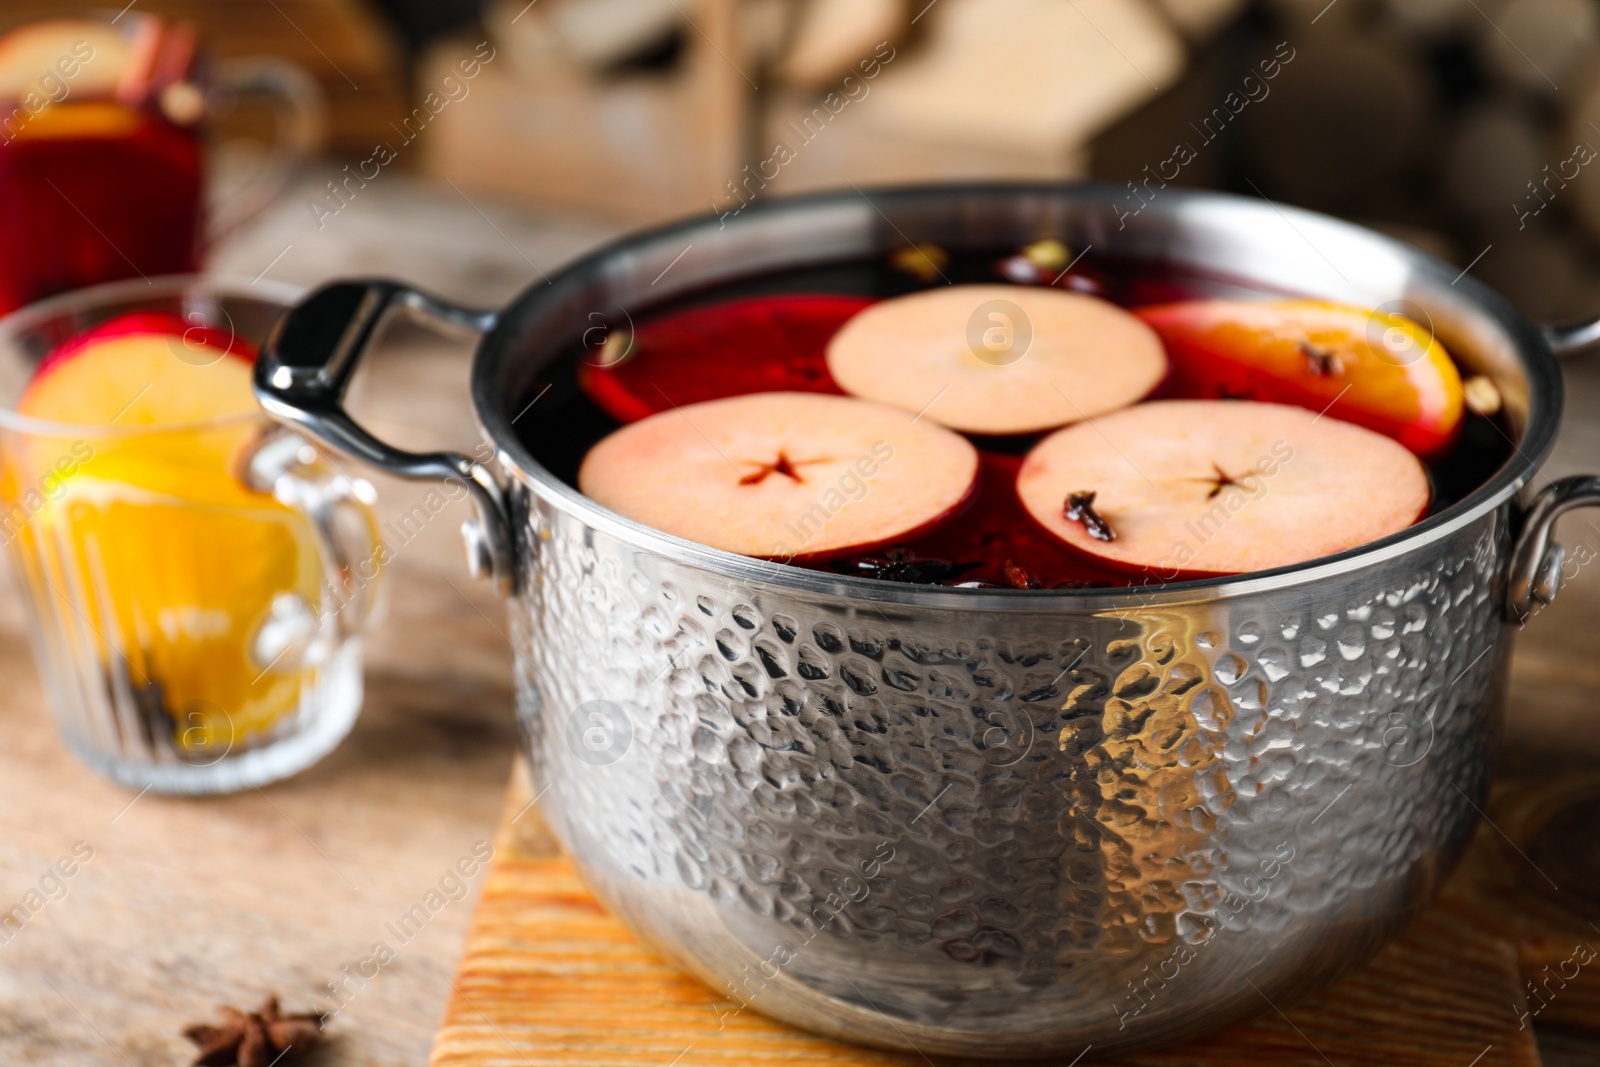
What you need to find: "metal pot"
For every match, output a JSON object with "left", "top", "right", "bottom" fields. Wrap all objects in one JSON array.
[{"left": 254, "top": 184, "right": 1597, "bottom": 1057}]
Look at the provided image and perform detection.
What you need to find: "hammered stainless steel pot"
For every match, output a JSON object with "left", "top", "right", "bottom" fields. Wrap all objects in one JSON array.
[{"left": 255, "top": 183, "right": 1600, "bottom": 1058}]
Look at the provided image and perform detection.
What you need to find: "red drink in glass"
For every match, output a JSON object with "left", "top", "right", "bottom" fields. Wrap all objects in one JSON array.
[
  {"left": 0, "top": 99, "right": 204, "bottom": 312},
  {"left": 0, "top": 13, "right": 320, "bottom": 314}
]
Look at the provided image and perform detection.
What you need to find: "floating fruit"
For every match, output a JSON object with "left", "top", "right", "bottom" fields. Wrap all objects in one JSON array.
[
  {"left": 1015, "top": 400, "right": 1430, "bottom": 578},
  {"left": 578, "top": 391, "right": 979, "bottom": 559},
  {"left": 826, "top": 284, "right": 1167, "bottom": 435},
  {"left": 577, "top": 294, "right": 871, "bottom": 423},
  {"left": 1136, "top": 299, "right": 1465, "bottom": 457}
]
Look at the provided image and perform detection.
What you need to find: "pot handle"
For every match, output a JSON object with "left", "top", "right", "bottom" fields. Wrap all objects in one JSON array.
[
  {"left": 1543, "top": 317, "right": 1600, "bottom": 357},
  {"left": 1505, "top": 315, "right": 1600, "bottom": 616},
  {"left": 254, "top": 279, "right": 518, "bottom": 595},
  {"left": 1506, "top": 476, "right": 1600, "bottom": 621}
]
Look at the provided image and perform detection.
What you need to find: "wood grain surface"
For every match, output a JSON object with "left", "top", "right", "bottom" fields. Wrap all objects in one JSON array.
[
  {"left": 429, "top": 764, "right": 1540, "bottom": 1067},
  {"left": 1450, "top": 775, "right": 1600, "bottom": 1036}
]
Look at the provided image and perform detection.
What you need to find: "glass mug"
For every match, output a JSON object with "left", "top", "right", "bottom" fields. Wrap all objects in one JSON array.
[
  {"left": 0, "top": 276, "right": 382, "bottom": 793},
  {"left": 0, "top": 12, "right": 322, "bottom": 313}
]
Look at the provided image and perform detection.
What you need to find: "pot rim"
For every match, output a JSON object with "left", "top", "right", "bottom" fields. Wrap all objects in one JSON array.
[{"left": 473, "top": 181, "right": 1560, "bottom": 609}]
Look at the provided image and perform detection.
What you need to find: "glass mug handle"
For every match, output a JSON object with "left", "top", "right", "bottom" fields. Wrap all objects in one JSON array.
[
  {"left": 206, "top": 57, "right": 326, "bottom": 245},
  {"left": 243, "top": 430, "right": 384, "bottom": 672}
]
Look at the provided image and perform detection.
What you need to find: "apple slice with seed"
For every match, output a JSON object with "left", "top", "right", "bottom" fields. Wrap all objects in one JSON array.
[
  {"left": 1135, "top": 299, "right": 1465, "bottom": 458},
  {"left": 578, "top": 391, "right": 979, "bottom": 559},
  {"left": 826, "top": 284, "right": 1167, "bottom": 435},
  {"left": 1016, "top": 399, "right": 1430, "bottom": 578}
]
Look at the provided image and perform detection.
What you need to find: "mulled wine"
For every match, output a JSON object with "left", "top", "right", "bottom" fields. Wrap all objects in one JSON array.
[{"left": 518, "top": 242, "right": 1513, "bottom": 588}]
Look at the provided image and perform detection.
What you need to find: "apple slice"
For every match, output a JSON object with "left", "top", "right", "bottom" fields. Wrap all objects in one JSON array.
[
  {"left": 1016, "top": 399, "right": 1430, "bottom": 578},
  {"left": 825, "top": 284, "right": 1167, "bottom": 435},
  {"left": 1135, "top": 299, "right": 1465, "bottom": 458},
  {"left": 16, "top": 314, "right": 266, "bottom": 509},
  {"left": 21, "top": 313, "right": 258, "bottom": 426},
  {"left": 32, "top": 311, "right": 252, "bottom": 382},
  {"left": 578, "top": 391, "right": 979, "bottom": 559},
  {"left": 0, "top": 18, "right": 131, "bottom": 100}
]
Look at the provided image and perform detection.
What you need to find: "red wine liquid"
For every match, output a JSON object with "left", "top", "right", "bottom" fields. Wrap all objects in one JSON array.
[
  {"left": 520, "top": 251, "right": 1513, "bottom": 588},
  {"left": 0, "top": 103, "right": 203, "bottom": 314}
]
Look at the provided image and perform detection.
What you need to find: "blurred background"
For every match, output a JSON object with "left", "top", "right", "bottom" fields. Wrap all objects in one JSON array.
[
  {"left": 4, "top": 5, "right": 1600, "bottom": 1066},
  {"left": 1, "top": 0, "right": 1593, "bottom": 319}
]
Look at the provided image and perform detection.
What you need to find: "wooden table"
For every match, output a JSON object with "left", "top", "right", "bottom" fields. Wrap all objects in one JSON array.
[{"left": 2, "top": 174, "right": 1598, "bottom": 1065}]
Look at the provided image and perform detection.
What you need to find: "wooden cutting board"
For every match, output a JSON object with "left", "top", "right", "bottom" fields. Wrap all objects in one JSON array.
[{"left": 429, "top": 761, "right": 1540, "bottom": 1067}]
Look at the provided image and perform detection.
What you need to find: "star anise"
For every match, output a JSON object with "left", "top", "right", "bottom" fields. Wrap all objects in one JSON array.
[{"left": 183, "top": 997, "right": 323, "bottom": 1067}]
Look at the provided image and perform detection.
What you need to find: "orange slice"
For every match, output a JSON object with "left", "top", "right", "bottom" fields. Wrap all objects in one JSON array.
[{"left": 1136, "top": 299, "right": 1465, "bottom": 458}]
